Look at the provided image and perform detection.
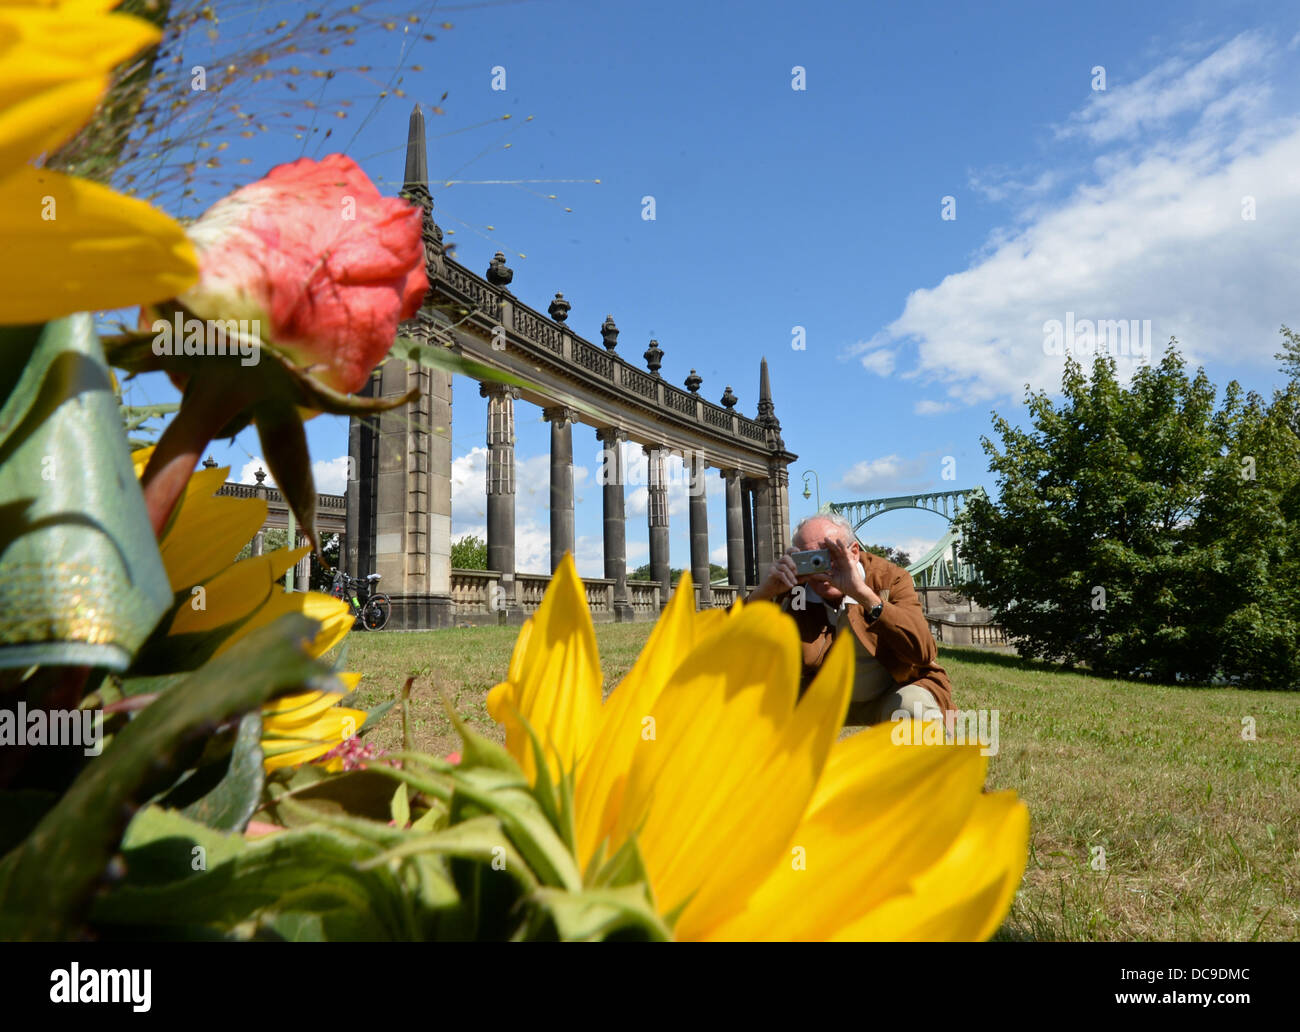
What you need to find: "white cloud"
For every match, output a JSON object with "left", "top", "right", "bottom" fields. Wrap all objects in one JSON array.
[
  {"left": 238, "top": 457, "right": 273, "bottom": 486},
  {"left": 1057, "top": 32, "right": 1273, "bottom": 144},
  {"left": 913, "top": 400, "right": 952, "bottom": 416},
  {"left": 313, "top": 455, "right": 350, "bottom": 495},
  {"left": 968, "top": 168, "right": 1060, "bottom": 203},
  {"left": 858, "top": 348, "right": 897, "bottom": 377},
  {"left": 851, "top": 32, "right": 1300, "bottom": 406},
  {"left": 836, "top": 453, "right": 935, "bottom": 494}
]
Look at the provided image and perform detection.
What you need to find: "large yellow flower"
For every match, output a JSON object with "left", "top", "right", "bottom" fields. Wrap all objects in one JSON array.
[
  {"left": 1, "top": 0, "right": 197, "bottom": 323},
  {"left": 131, "top": 446, "right": 362, "bottom": 771},
  {"left": 260, "top": 681, "right": 367, "bottom": 774},
  {"left": 487, "top": 554, "right": 1029, "bottom": 941}
]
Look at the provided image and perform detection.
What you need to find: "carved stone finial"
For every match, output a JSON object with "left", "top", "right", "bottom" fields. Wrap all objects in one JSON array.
[
  {"left": 254, "top": 468, "right": 267, "bottom": 485},
  {"left": 684, "top": 369, "right": 702, "bottom": 394},
  {"left": 201, "top": 456, "right": 218, "bottom": 469},
  {"left": 486, "top": 251, "right": 513, "bottom": 287},
  {"left": 600, "top": 314, "right": 619, "bottom": 352},
  {"left": 644, "top": 338, "right": 664, "bottom": 377},
  {"left": 720, "top": 385, "right": 738, "bottom": 409},
  {"left": 756, "top": 356, "right": 785, "bottom": 450},
  {"left": 548, "top": 292, "right": 571, "bottom": 323}
]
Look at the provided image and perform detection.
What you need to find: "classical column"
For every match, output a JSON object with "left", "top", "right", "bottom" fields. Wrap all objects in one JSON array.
[
  {"left": 252, "top": 530, "right": 265, "bottom": 557},
  {"left": 723, "top": 470, "right": 745, "bottom": 591},
  {"left": 741, "top": 480, "right": 756, "bottom": 587},
  {"left": 689, "top": 451, "right": 712, "bottom": 606},
  {"left": 345, "top": 399, "right": 362, "bottom": 577},
  {"left": 295, "top": 534, "right": 311, "bottom": 589},
  {"left": 645, "top": 444, "right": 671, "bottom": 605},
  {"left": 770, "top": 465, "right": 792, "bottom": 558},
  {"left": 544, "top": 406, "right": 576, "bottom": 571},
  {"left": 596, "top": 427, "right": 631, "bottom": 621},
  {"left": 753, "top": 476, "right": 774, "bottom": 575},
  {"left": 482, "top": 384, "right": 517, "bottom": 605}
]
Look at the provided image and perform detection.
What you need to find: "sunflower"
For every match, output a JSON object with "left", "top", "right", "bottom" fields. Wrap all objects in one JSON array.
[
  {"left": 0, "top": 0, "right": 197, "bottom": 323},
  {"left": 260, "top": 681, "right": 367, "bottom": 774},
  {"left": 130, "top": 446, "right": 364, "bottom": 771},
  {"left": 487, "top": 554, "right": 1029, "bottom": 941}
]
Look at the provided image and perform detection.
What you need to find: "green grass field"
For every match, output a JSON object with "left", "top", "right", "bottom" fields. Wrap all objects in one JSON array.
[{"left": 335, "top": 623, "right": 1300, "bottom": 941}]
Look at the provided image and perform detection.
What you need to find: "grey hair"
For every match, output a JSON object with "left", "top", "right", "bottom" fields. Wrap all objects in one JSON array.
[{"left": 792, "top": 511, "right": 856, "bottom": 547}]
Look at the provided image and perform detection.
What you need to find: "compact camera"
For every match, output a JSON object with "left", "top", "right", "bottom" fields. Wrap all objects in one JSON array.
[{"left": 791, "top": 548, "right": 832, "bottom": 576}]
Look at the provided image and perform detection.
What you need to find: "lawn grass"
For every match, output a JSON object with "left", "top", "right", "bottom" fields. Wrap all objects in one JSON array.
[{"left": 333, "top": 624, "right": 1300, "bottom": 941}]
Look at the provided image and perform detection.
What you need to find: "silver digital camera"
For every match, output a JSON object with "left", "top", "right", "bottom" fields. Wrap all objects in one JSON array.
[{"left": 791, "top": 548, "right": 832, "bottom": 576}]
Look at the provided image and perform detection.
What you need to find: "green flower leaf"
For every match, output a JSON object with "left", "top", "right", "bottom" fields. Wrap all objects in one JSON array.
[{"left": 0, "top": 613, "right": 326, "bottom": 940}]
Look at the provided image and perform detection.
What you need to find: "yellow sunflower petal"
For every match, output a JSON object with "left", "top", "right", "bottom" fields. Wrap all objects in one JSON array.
[
  {"left": 0, "top": 165, "right": 197, "bottom": 323},
  {"left": 0, "top": 3, "right": 161, "bottom": 175},
  {"left": 491, "top": 553, "right": 602, "bottom": 784},
  {"left": 216, "top": 586, "right": 351, "bottom": 661},
  {"left": 705, "top": 723, "right": 993, "bottom": 941},
  {"left": 167, "top": 548, "right": 308, "bottom": 634},
  {"left": 261, "top": 698, "right": 367, "bottom": 773},
  {"left": 572, "top": 571, "right": 702, "bottom": 868},
  {"left": 672, "top": 626, "right": 855, "bottom": 940},
  {"left": 608, "top": 601, "right": 809, "bottom": 922},
  {"left": 131, "top": 445, "right": 154, "bottom": 480},
  {"left": 829, "top": 790, "right": 1029, "bottom": 942},
  {"left": 158, "top": 467, "right": 267, "bottom": 591},
  {"left": 261, "top": 690, "right": 349, "bottom": 724}
]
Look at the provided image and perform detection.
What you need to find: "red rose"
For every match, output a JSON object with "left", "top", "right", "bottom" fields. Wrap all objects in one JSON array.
[{"left": 179, "top": 154, "right": 427, "bottom": 394}]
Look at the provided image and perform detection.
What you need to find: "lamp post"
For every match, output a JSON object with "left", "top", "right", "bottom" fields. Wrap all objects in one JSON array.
[{"left": 801, "top": 469, "right": 821, "bottom": 511}]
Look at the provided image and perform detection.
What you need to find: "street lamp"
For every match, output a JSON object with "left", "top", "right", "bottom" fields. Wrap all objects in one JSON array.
[{"left": 801, "top": 469, "right": 821, "bottom": 510}]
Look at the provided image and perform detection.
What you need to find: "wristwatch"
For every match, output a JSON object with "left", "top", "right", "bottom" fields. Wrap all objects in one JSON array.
[{"left": 866, "top": 602, "right": 883, "bottom": 624}]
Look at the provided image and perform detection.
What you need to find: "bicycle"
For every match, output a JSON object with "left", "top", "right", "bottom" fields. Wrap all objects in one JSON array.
[{"left": 330, "top": 571, "right": 392, "bottom": 631}]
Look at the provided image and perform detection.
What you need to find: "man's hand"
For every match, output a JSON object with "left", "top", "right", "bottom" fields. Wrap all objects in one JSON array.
[
  {"left": 749, "top": 547, "right": 799, "bottom": 602},
  {"left": 809, "top": 536, "right": 880, "bottom": 607}
]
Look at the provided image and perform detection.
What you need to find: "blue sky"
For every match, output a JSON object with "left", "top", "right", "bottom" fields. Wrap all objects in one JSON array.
[{"left": 120, "top": 0, "right": 1300, "bottom": 576}]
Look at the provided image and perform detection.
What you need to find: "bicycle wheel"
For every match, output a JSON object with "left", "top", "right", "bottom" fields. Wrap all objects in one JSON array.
[{"left": 362, "top": 593, "right": 391, "bottom": 631}]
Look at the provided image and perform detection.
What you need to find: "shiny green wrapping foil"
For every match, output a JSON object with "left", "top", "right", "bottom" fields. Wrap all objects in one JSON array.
[{"left": 0, "top": 316, "right": 171, "bottom": 671}]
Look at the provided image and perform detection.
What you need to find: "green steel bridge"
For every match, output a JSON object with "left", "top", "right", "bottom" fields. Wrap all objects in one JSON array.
[{"left": 826, "top": 488, "right": 985, "bottom": 587}]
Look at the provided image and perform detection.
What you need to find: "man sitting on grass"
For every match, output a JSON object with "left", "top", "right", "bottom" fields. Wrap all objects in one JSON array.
[{"left": 746, "top": 513, "right": 952, "bottom": 727}]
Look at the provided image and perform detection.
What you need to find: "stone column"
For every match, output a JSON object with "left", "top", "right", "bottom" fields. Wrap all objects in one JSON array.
[
  {"left": 645, "top": 445, "right": 671, "bottom": 606},
  {"left": 346, "top": 374, "right": 377, "bottom": 581},
  {"left": 482, "top": 384, "right": 517, "bottom": 608},
  {"left": 363, "top": 355, "right": 453, "bottom": 628},
  {"left": 252, "top": 530, "right": 265, "bottom": 557},
  {"left": 428, "top": 361, "right": 453, "bottom": 609},
  {"left": 345, "top": 400, "right": 362, "bottom": 577},
  {"left": 753, "top": 476, "right": 774, "bottom": 575},
  {"left": 770, "top": 465, "right": 792, "bottom": 558},
  {"left": 295, "top": 534, "right": 311, "bottom": 589},
  {"left": 596, "top": 427, "right": 631, "bottom": 621},
  {"left": 544, "top": 406, "right": 576, "bottom": 571},
  {"left": 688, "top": 451, "right": 712, "bottom": 606},
  {"left": 741, "top": 481, "right": 756, "bottom": 588},
  {"left": 723, "top": 470, "right": 745, "bottom": 591}
]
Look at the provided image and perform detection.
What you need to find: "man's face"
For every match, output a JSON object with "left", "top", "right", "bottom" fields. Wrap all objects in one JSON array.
[{"left": 793, "top": 518, "right": 859, "bottom": 604}]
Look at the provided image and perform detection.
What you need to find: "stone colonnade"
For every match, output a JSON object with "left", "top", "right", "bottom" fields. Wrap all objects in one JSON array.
[{"left": 475, "top": 380, "right": 789, "bottom": 618}]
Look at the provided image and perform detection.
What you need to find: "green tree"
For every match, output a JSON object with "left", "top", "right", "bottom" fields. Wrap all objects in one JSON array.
[
  {"left": 864, "top": 544, "right": 912, "bottom": 568},
  {"left": 451, "top": 534, "right": 488, "bottom": 570},
  {"left": 1275, "top": 324, "right": 1300, "bottom": 385},
  {"left": 629, "top": 563, "right": 729, "bottom": 584},
  {"left": 957, "top": 343, "right": 1249, "bottom": 683},
  {"left": 1190, "top": 350, "right": 1300, "bottom": 688}
]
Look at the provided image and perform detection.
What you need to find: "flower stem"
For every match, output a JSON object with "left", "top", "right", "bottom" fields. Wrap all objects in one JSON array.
[{"left": 140, "top": 374, "right": 249, "bottom": 537}]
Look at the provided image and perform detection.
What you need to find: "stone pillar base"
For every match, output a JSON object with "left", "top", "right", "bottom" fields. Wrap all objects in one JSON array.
[
  {"left": 384, "top": 593, "right": 455, "bottom": 631},
  {"left": 612, "top": 602, "right": 635, "bottom": 623}
]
